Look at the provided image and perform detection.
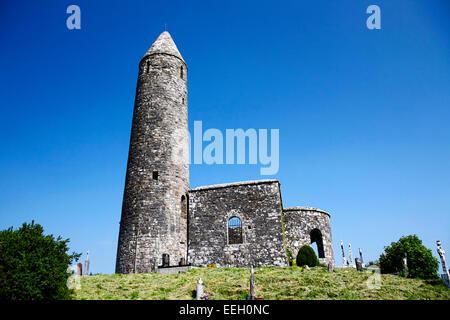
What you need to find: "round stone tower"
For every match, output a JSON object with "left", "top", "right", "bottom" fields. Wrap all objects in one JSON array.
[
  {"left": 283, "top": 207, "right": 335, "bottom": 267},
  {"left": 116, "top": 31, "right": 189, "bottom": 273}
]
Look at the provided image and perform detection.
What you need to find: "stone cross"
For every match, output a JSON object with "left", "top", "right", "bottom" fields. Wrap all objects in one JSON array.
[
  {"left": 402, "top": 255, "right": 408, "bottom": 277},
  {"left": 359, "top": 248, "right": 364, "bottom": 266},
  {"left": 84, "top": 250, "right": 90, "bottom": 276},
  {"left": 436, "top": 240, "right": 450, "bottom": 288},
  {"left": 348, "top": 243, "right": 355, "bottom": 268},
  {"left": 196, "top": 278, "right": 204, "bottom": 300},
  {"left": 340, "top": 240, "right": 348, "bottom": 267},
  {"left": 247, "top": 266, "right": 255, "bottom": 300},
  {"left": 437, "top": 240, "right": 449, "bottom": 275}
]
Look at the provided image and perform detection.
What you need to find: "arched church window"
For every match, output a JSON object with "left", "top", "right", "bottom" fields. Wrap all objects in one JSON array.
[
  {"left": 310, "top": 228, "right": 325, "bottom": 258},
  {"left": 228, "top": 217, "right": 242, "bottom": 244}
]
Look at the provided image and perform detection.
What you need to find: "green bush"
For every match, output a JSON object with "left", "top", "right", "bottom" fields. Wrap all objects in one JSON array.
[
  {"left": 0, "top": 221, "right": 81, "bottom": 300},
  {"left": 296, "top": 245, "right": 320, "bottom": 267},
  {"left": 379, "top": 235, "right": 439, "bottom": 280}
]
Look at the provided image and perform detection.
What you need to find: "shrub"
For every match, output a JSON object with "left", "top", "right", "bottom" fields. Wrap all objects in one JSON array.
[
  {"left": 296, "top": 245, "right": 320, "bottom": 267},
  {"left": 0, "top": 221, "right": 81, "bottom": 300},
  {"left": 379, "top": 235, "right": 439, "bottom": 280}
]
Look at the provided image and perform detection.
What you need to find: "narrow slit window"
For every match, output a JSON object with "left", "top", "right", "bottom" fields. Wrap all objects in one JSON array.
[
  {"left": 152, "top": 171, "right": 158, "bottom": 180},
  {"left": 180, "top": 65, "right": 184, "bottom": 79},
  {"left": 181, "top": 195, "right": 187, "bottom": 218}
]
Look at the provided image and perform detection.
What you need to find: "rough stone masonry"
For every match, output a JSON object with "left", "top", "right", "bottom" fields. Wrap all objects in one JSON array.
[{"left": 116, "top": 31, "right": 334, "bottom": 273}]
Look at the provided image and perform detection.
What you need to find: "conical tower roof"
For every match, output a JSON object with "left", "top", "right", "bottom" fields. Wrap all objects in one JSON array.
[{"left": 143, "top": 31, "right": 185, "bottom": 63}]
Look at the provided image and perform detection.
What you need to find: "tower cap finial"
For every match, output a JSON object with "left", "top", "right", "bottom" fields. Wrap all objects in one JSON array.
[{"left": 143, "top": 31, "right": 185, "bottom": 63}]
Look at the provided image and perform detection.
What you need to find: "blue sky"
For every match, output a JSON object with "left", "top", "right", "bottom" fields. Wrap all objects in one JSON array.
[{"left": 1, "top": 0, "right": 449, "bottom": 274}]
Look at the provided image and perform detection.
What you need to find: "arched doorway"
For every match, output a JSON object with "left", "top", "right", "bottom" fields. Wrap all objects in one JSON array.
[{"left": 310, "top": 228, "right": 325, "bottom": 258}]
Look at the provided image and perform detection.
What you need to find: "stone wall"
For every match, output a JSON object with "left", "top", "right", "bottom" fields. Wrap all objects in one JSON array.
[
  {"left": 283, "top": 207, "right": 334, "bottom": 267},
  {"left": 188, "top": 180, "right": 288, "bottom": 267}
]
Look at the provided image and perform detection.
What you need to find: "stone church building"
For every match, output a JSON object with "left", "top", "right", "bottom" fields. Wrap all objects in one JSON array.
[{"left": 115, "top": 31, "right": 334, "bottom": 273}]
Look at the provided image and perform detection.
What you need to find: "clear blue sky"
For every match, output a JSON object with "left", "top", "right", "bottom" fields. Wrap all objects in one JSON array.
[{"left": 1, "top": 0, "right": 449, "bottom": 274}]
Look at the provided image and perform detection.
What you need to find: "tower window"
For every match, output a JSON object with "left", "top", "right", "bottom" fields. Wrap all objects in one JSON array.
[
  {"left": 146, "top": 61, "right": 150, "bottom": 73},
  {"left": 181, "top": 195, "right": 187, "bottom": 219},
  {"left": 180, "top": 65, "right": 184, "bottom": 79},
  {"left": 228, "top": 217, "right": 242, "bottom": 244},
  {"left": 152, "top": 171, "right": 158, "bottom": 180}
]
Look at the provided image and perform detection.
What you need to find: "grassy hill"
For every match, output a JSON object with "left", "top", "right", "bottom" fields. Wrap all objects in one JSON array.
[{"left": 74, "top": 266, "right": 450, "bottom": 300}]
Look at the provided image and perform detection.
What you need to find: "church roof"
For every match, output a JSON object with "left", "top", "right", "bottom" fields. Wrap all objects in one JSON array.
[{"left": 143, "top": 31, "right": 185, "bottom": 63}]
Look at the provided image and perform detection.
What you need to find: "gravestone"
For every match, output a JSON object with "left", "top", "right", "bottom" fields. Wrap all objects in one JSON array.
[
  {"left": 359, "top": 248, "right": 364, "bottom": 267},
  {"left": 436, "top": 240, "right": 450, "bottom": 288},
  {"left": 340, "top": 240, "right": 348, "bottom": 267},
  {"left": 327, "top": 262, "right": 334, "bottom": 272},
  {"left": 196, "top": 278, "right": 204, "bottom": 300},
  {"left": 77, "top": 263, "right": 82, "bottom": 276},
  {"left": 247, "top": 266, "right": 255, "bottom": 300},
  {"left": 348, "top": 243, "right": 355, "bottom": 268},
  {"left": 84, "top": 250, "right": 90, "bottom": 276},
  {"left": 150, "top": 258, "right": 157, "bottom": 272},
  {"left": 355, "top": 258, "right": 362, "bottom": 271}
]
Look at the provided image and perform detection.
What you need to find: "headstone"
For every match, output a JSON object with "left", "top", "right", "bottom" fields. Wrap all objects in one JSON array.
[
  {"left": 196, "top": 278, "right": 204, "bottom": 300},
  {"left": 77, "top": 263, "right": 82, "bottom": 276},
  {"left": 150, "top": 258, "right": 157, "bottom": 272},
  {"left": 247, "top": 266, "right": 255, "bottom": 300},
  {"left": 436, "top": 240, "right": 450, "bottom": 288},
  {"left": 84, "top": 250, "right": 90, "bottom": 276},
  {"left": 355, "top": 258, "right": 362, "bottom": 271},
  {"left": 359, "top": 248, "right": 364, "bottom": 267},
  {"left": 327, "top": 262, "right": 334, "bottom": 272},
  {"left": 341, "top": 240, "right": 348, "bottom": 267},
  {"left": 305, "top": 265, "right": 310, "bottom": 270},
  {"left": 348, "top": 243, "right": 355, "bottom": 268}
]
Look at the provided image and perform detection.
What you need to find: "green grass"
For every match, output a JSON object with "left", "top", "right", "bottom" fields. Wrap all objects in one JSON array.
[{"left": 74, "top": 266, "right": 450, "bottom": 300}]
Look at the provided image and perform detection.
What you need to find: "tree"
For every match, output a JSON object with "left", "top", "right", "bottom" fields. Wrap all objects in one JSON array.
[
  {"left": 0, "top": 221, "right": 81, "bottom": 300},
  {"left": 296, "top": 245, "right": 320, "bottom": 267},
  {"left": 379, "top": 235, "right": 439, "bottom": 280}
]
